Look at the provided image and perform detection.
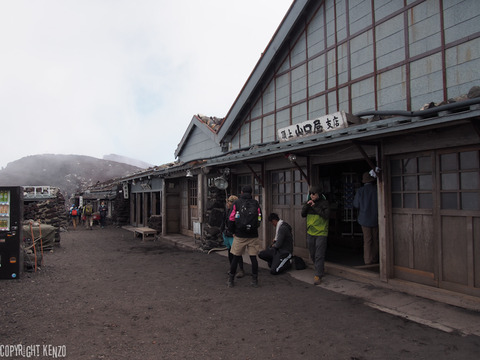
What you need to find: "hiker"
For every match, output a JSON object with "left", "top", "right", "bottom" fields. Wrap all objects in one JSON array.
[
  {"left": 220, "top": 195, "right": 245, "bottom": 278},
  {"left": 84, "top": 202, "right": 94, "bottom": 230},
  {"left": 258, "top": 213, "right": 293, "bottom": 275},
  {"left": 99, "top": 201, "right": 108, "bottom": 228},
  {"left": 227, "top": 185, "right": 262, "bottom": 287},
  {"left": 301, "top": 186, "right": 330, "bottom": 285},
  {"left": 70, "top": 204, "right": 79, "bottom": 229}
]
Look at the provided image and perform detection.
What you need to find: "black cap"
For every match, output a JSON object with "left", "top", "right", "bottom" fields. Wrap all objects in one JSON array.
[{"left": 242, "top": 185, "right": 252, "bottom": 194}]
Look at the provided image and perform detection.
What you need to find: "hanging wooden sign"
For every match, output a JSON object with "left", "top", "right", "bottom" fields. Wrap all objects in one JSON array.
[{"left": 278, "top": 111, "right": 357, "bottom": 142}]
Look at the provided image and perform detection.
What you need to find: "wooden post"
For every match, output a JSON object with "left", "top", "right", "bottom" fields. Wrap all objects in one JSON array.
[
  {"left": 376, "top": 142, "right": 388, "bottom": 282},
  {"left": 161, "top": 179, "right": 167, "bottom": 237}
]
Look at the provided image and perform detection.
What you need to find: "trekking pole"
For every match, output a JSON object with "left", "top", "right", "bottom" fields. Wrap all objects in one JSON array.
[
  {"left": 30, "top": 221, "right": 37, "bottom": 272},
  {"left": 38, "top": 220, "right": 44, "bottom": 266}
]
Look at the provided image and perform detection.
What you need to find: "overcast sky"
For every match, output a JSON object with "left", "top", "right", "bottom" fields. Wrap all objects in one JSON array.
[{"left": 0, "top": 0, "right": 293, "bottom": 169}]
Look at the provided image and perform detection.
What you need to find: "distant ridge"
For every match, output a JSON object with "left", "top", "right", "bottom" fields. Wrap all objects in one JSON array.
[
  {"left": 0, "top": 154, "right": 142, "bottom": 199},
  {"left": 103, "top": 154, "right": 153, "bottom": 169}
]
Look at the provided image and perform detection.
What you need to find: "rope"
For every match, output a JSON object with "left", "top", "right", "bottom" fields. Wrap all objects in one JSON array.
[
  {"left": 38, "top": 220, "right": 44, "bottom": 266},
  {"left": 207, "top": 247, "right": 228, "bottom": 254},
  {"left": 29, "top": 222, "right": 37, "bottom": 272}
]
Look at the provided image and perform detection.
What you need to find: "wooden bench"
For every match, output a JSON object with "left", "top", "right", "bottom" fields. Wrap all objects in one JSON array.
[{"left": 133, "top": 227, "right": 157, "bottom": 242}]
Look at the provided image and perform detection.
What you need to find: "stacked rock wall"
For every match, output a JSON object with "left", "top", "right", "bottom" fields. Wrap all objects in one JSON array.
[
  {"left": 112, "top": 184, "right": 130, "bottom": 225},
  {"left": 200, "top": 185, "right": 226, "bottom": 251},
  {"left": 23, "top": 188, "right": 67, "bottom": 244}
]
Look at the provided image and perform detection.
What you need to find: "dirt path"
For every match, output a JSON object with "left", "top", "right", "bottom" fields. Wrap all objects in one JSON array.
[{"left": 1, "top": 227, "right": 479, "bottom": 359}]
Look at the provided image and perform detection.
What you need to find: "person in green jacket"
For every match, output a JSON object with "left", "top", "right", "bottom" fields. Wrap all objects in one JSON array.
[{"left": 301, "top": 185, "right": 330, "bottom": 285}]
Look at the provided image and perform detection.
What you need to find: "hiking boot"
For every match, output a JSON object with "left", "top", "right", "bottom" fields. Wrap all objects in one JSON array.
[
  {"left": 251, "top": 274, "right": 258, "bottom": 287},
  {"left": 236, "top": 269, "right": 245, "bottom": 278},
  {"left": 227, "top": 273, "right": 235, "bottom": 288},
  {"left": 314, "top": 275, "right": 322, "bottom": 286}
]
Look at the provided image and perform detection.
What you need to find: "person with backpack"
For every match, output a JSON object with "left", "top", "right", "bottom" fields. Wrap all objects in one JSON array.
[
  {"left": 258, "top": 213, "right": 293, "bottom": 275},
  {"left": 70, "top": 204, "right": 79, "bottom": 230},
  {"left": 227, "top": 185, "right": 262, "bottom": 287},
  {"left": 84, "top": 202, "right": 94, "bottom": 230},
  {"left": 220, "top": 195, "right": 245, "bottom": 278},
  {"left": 301, "top": 185, "right": 330, "bottom": 285}
]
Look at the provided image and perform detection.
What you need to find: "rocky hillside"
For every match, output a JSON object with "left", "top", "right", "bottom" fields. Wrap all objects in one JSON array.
[
  {"left": 0, "top": 154, "right": 142, "bottom": 198},
  {"left": 103, "top": 154, "right": 152, "bottom": 169}
]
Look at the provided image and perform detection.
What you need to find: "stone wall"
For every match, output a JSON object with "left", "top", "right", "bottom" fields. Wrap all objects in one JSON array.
[
  {"left": 200, "top": 185, "right": 226, "bottom": 251},
  {"left": 23, "top": 188, "right": 67, "bottom": 244},
  {"left": 112, "top": 184, "right": 130, "bottom": 225}
]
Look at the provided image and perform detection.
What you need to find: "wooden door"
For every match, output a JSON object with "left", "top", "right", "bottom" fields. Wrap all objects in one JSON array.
[
  {"left": 437, "top": 149, "right": 480, "bottom": 297},
  {"left": 390, "top": 148, "right": 480, "bottom": 297},
  {"left": 270, "top": 168, "right": 309, "bottom": 258},
  {"left": 390, "top": 153, "right": 436, "bottom": 286},
  {"left": 179, "top": 178, "right": 198, "bottom": 235},
  {"left": 188, "top": 178, "right": 198, "bottom": 228},
  {"left": 165, "top": 179, "right": 180, "bottom": 234}
]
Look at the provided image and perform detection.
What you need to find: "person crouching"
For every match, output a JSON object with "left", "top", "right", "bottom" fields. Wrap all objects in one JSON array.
[{"left": 258, "top": 213, "right": 293, "bottom": 275}]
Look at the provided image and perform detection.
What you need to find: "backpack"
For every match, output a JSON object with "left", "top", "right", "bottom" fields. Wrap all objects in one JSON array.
[
  {"left": 71, "top": 209, "right": 77, "bottom": 216},
  {"left": 292, "top": 255, "right": 307, "bottom": 270},
  {"left": 85, "top": 205, "right": 93, "bottom": 215},
  {"left": 234, "top": 198, "right": 260, "bottom": 234}
]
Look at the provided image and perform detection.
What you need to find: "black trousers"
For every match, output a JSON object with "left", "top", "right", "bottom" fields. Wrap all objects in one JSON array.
[{"left": 258, "top": 248, "right": 292, "bottom": 275}]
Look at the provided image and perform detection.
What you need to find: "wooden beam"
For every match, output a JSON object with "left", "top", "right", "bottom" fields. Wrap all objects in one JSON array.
[
  {"left": 375, "top": 141, "right": 383, "bottom": 182},
  {"left": 352, "top": 140, "right": 383, "bottom": 181},
  {"left": 284, "top": 153, "right": 310, "bottom": 185},
  {"left": 352, "top": 140, "right": 377, "bottom": 170},
  {"left": 292, "top": 160, "right": 310, "bottom": 186},
  {"left": 243, "top": 161, "right": 264, "bottom": 188}
]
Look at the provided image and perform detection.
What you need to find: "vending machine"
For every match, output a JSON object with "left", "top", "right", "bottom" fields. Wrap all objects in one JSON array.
[{"left": 0, "top": 186, "right": 23, "bottom": 279}]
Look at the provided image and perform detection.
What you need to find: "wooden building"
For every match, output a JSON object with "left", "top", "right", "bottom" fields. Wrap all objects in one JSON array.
[{"left": 167, "top": 0, "right": 480, "bottom": 300}]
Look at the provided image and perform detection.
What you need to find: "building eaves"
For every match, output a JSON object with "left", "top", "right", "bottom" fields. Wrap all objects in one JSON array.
[
  {"left": 206, "top": 100, "right": 480, "bottom": 167},
  {"left": 110, "top": 166, "right": 171, "bottom": 184},
  {"left": 151, "top": 159, "right": 208, "bottom": 178},
  {"left": 82, "top": 190, "right": 116, "bottom": 201}
]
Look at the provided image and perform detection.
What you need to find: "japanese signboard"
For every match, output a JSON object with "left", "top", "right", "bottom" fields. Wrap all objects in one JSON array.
[{"left": 278, "top": 111, "right": 355, "bottom": 142}]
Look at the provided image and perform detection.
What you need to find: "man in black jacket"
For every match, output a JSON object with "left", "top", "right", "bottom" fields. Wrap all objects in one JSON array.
[
  {"left": 227, "top": 185, "right": 262, "bottom": 287},
  {"left": 259, "top": 213, "right": 293, "bottom": 275}
]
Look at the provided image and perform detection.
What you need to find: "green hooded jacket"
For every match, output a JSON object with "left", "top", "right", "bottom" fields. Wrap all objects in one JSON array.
[{"left": 301, "top": 189, "right": 330, "bottom": 236}]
